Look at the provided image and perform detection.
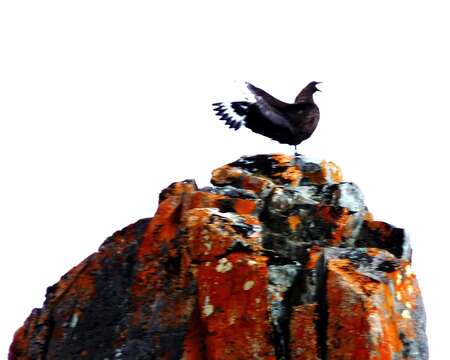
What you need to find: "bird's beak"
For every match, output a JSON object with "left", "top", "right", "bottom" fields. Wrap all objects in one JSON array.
[{"left": 316, "top": 82, "right": 322, "bottom": 91}]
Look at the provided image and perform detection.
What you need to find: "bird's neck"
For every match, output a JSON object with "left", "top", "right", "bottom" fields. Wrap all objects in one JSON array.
[{"left": 294, "top": 92, "right": 315, "bottom": 104}]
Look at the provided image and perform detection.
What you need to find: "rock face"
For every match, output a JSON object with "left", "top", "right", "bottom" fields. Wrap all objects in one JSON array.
[{"left": 10, "top": 154, "right": 428, "bottom": 360}]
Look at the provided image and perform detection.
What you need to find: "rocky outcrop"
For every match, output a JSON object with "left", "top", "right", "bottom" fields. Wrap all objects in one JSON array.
[{"left": 10, "top": 154, "right": 428, "bottom": 359}]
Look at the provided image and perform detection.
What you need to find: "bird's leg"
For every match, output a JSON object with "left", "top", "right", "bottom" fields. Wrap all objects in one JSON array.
[{"left": 294, "top": 145, "right": 299, "bottom": 157}]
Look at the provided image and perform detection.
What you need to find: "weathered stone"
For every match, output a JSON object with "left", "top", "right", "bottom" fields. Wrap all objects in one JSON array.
[
  {"left": 10, "top": 154, "right": 427, "bottom": 359},
  {"left": 356, "top": 220, "right": 412, "bottom": 260},
  {"left": 324, "top": 247, "right": 427, "bottom": 359},
  {"left": 196, "top": 253, "right": 274, "bottom": 359},
  {"left": 290, "top": 304, "right": 319, "bottom": 360}
]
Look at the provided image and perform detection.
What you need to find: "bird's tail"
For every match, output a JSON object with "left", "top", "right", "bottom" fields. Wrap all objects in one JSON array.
[{"left": 212, "top": 101, "right": 250, "bottom": 130}]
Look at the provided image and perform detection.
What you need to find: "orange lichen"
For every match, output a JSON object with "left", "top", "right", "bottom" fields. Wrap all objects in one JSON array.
[
  {"left": 327, "top": 262, "right": 374, "bottom": 359},
  {"left": 306, "top": 246, "right": 322, "bottom": 270},
  {"left": 272, "top": 167, "right": 302, "bottom": 186},
  {"left": 364, "top": 211, "right": 374, "bottom": 221},
  {"left": 317, "top": 206, "right": 335, "bottom": 223},
  {"left": 304, "top": 169, "right": 327, "bottom": 184},
  {"left": 74, "top": 271, "right": 97, "bottom": 302},
  {"left": 326, "top": 257, "right": 410, "bottom": 358},
  {"left": 159, "top": 181, "right": 198, "bottom": 202},
  {"left": 241, "top": 174, "right": 271, "bottom": 194},
  {"left": 343, "top": 214, "right": 357, "bottom": 238},
  {"left": 196, "top": 253, "right": 274, "bottom": 359},
  {"left": 290, "top": 304, "right": 318, "bottom": 360},
  {"left": 330, "top": 208, "right": 350, "bottom": 245},
  {"left": 234, "top": 199, "right": 257, "bottom": 215},
  {"left": 242, "top": 214, "right": 260, "bottom": 226},
  {"left": 211, "top": 165, "right": 243, "bottom": 185},
  {"left": 329, "top": 259, "right": 380, "bottom": 296},
  {"left": 385, "top": 262, "right": 421, "bottom": 341},
  {"left": 269, "top": 155, "right": 303, "bottom": 186},
  {"left": 303, "top": 160, "right": 343, "bottom": 185},
  {"left": 325, "top": 161, "right": 343, "bottom": 183},
  {"left": 139, "top": 195, "right": 182, "bottom": 257},
  {"left": 287, "top": 215, "right": 301, "bottom": 231},
  {"left": 184, "top": 191, "right": 225, "bottom": 212},
  {"left": 184, "top": 208, "right": 262, "bottom": 262}
]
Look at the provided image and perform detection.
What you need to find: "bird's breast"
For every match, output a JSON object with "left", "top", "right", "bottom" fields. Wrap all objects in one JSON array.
[{"left": 292, "top": 107, "right": 319, "bottom": 137}]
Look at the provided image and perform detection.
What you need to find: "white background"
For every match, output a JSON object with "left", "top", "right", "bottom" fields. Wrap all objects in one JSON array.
[{"left": 1, "top": 1, "right": 448, "bottom": 358}]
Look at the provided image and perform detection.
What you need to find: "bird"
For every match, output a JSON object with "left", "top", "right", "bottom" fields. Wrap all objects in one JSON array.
[{"left": 212, "top": 81, "right": 321, "bottom": 156}]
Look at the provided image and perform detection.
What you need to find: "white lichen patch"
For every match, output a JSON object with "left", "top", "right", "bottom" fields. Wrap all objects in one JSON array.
[
  {"left": 396, "top": 291, "right": 402, "bottom": 301},
  {"left": 405, "top": 264, "right": 414, "bottom": 276},
  {"left": 368, "top": 312, "right": 383, "bottom": 343},
  {"left": 204, "top": 240, "right": 212, "bottom": 252},
  {"left": 243, "top": 280, "right": 255, "bottom": 290},
  {"left": 401, "top": 309, "right": 411, "bottom": 319},
  {"left": 228, "top": 310, "right": 238, "bottom": 325},
  {"left": 247, "top": 259, "right": 257, "bottom": 266},
  {"left": 396, "top": 273, "right": 403, "bottom": 285},
  {"left": 70, "top": 313, "right": 79, "bottom": 328},
  {"left": 405, "top": 301, "right": 412, "bottom": 309},
  {"left": 203, "top": 296, "right": 214, "bottom": 317},
  {"left": 216, "top": 257, "right": 233, "bottom": 272},
  {"left": 268, "top": 264, "right": 299, "bottom": 289},
  {"left": 203, "top": 304, "right": 214, "bottom": 317},
  {"left": 407, "top": 284, "right": 414, "bottom": 295}
]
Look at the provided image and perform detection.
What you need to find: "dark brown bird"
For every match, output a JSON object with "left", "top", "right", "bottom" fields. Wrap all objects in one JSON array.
[{"left": 212, "top": 81, "right": 321, "bottom": 155}]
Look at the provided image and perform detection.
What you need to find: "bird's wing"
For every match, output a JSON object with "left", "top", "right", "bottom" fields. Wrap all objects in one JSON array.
[
  {"left": 246, "top": 83, "right": 294, "bottom": 132},
  {"left": 253, "top": 96, "right": 295, "bottom": 132},
  {"left": 246, "top": 83, "right": 288, "bottom": 108}
]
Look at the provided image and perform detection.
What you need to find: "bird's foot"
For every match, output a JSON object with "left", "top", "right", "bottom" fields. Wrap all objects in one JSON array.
[{"left": 293, "top": 151, "right": 302, "bottom": 166}]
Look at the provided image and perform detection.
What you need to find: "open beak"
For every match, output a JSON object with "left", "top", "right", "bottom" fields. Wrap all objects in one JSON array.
[{"left": 316, "top": 82, "right": 322, "bottom": 92}]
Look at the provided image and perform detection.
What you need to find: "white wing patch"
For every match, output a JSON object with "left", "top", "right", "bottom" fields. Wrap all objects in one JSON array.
[
  {"left": 212, "top": 102, "right": 248, "bottom": 130},
  {"left": 240, "top": 81, "right": 257, "bottom": 102}
]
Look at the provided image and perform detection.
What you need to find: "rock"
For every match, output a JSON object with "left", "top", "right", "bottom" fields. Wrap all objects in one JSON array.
[{"left": 9, "top": 154, "right": 428, "bottom": 359}]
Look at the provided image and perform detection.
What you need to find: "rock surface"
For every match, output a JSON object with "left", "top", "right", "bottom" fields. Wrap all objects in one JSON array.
[{"left": 10, "top": 154, "right": 428, "bottom": 359}]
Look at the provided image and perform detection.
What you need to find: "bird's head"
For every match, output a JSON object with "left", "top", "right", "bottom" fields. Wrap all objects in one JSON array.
[
  {"left": 307, "top": 81, "right": 322, "bottom": 93},
  {"left": 295, "top": 81, "right": 322, "bottom": 103}
]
